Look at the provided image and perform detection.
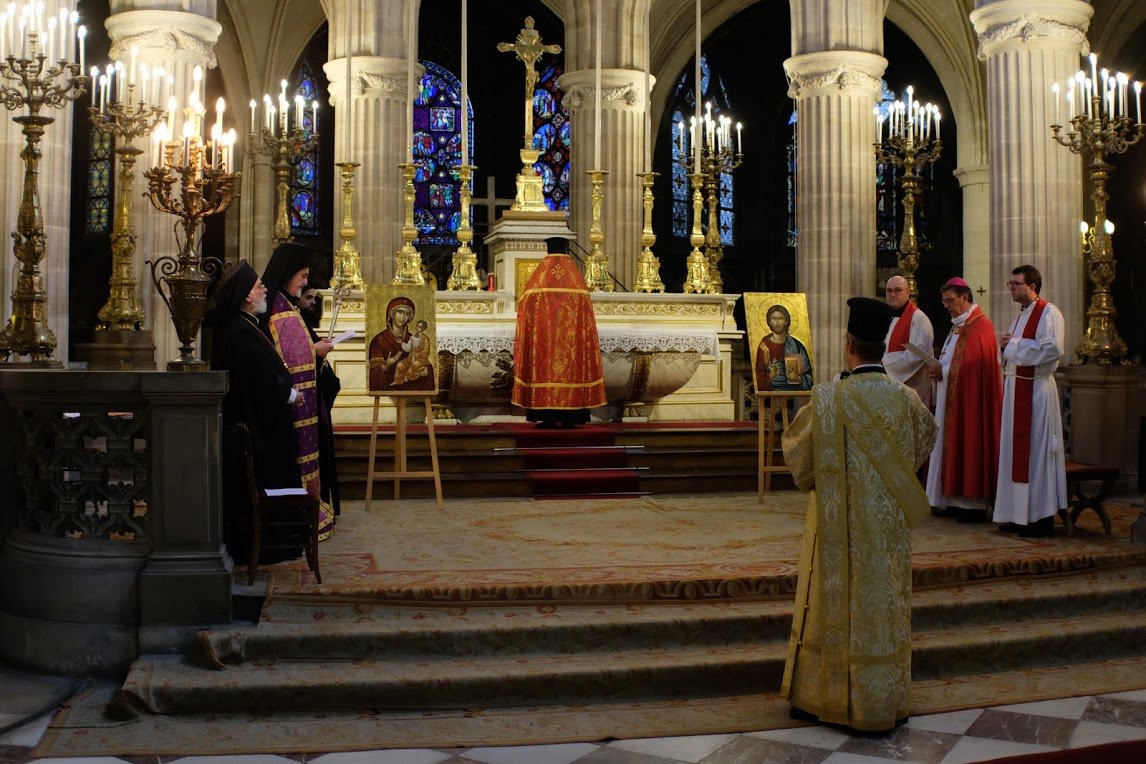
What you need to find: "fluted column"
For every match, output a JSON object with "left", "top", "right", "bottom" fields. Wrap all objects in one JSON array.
[
  {"left": 970, "top": 0, "right": 1092, "bottom": 361},
  {"left": 106, "top": 3, "right": 222, "bottom": 368},
  {"left": 954, "top": 165, "right": 991, "bottom": 309},
  {"left": 784, "top": 51, "right": 886, "bottom": 379},
  {"left": 562, "top": 69, "right": 649, "bottom": 288},
  {"left": 0, "top": 0, "right": 80, "bottom": 362}
]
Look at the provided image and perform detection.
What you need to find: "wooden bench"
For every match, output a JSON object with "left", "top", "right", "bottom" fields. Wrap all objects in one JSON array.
[{"left": 1059, "top": 461, "right": 1119, "bottom": 536}]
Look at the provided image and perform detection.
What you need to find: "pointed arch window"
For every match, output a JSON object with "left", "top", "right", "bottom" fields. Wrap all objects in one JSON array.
[
  {"left": 289, "top": 60, "right": 321, "bottom": 238},
  {"left": 532, "top": 64, "right": 571, "bottom": 211},
  {"left": 412, "top": 60, "right": 474, "bottom": 245},
  {"left": 668, "top": 55, "right": 734, "bottom": 244}
]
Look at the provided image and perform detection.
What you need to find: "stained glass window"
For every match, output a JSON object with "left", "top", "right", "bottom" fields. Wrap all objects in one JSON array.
[
  {"left": 412, "top": 60, "right": 473, "bottom": 245},
  {"left": 875, "top": 82, "right": 899, "bottom": 255},
  {"left": 668, "top": 55, "right": 734, "bottom": 244},
  {"left": 287, "top": 61, "right": 321, "bottom": 237},
  {"left": 532, "top": 64, "right": 571, "bottom": 211},
  {"left": 86, "top": 128, "right": 113, "bottom": 234},
  {"left": 786, "top": 110, "right": 797, "bottom": 249}
]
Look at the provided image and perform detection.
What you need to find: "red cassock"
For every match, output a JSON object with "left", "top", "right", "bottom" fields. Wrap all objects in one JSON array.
[
  {"left": 942, "top": 309, "right": 1002, "bottom": 500},
  {"left": 512, "top": 254, "right": 607, "bottom": 411}
]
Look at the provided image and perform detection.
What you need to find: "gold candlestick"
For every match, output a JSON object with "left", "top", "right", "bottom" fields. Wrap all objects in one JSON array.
[
  {"left": 249, "top": 125, "right": 319, "bottom": 250},
  {"left": 1052, "top": 91, "right": 1143, "bottom": 365},
  {"left": 89, "top": 83, "right": 166, "bottom": 332},
  {"left": 633, "top": 171, "right": 664, "bottom": 293},
  {"left": 874, "top": 131, "right": 942, "bottom": 300},
  {"left": 331, "top": 161, "right": 364, "bottom": 291},
  {"left": 0, "top": 34, "right": 88, "bottom": 363},
  {"left": 446, "top": 164, "right": 481, "bottom": 290},
  {"left": 392, "top": 162, "right": 425, "bottom": 285},
  {"left": 144, "top": 138, "right": 240, "bottom": 370},
  {"left": 682, "top": 172, "right": 714, "bottom": 294},
  {"left": 584, "top": 169, "right": 613, "bottom": 292}
]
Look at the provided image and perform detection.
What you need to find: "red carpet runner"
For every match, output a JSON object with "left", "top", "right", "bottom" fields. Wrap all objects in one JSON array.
[{"left": 513, "top": 424, "right": 644, "bottom": 499}]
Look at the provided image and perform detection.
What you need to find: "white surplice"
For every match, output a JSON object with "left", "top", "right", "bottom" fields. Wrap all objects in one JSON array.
[
  {"left": 882, "top": 307, "right": 935, "bottom": 409},
  {"left": 993, "top": 300, "right": 1067, "bottom": 524}
]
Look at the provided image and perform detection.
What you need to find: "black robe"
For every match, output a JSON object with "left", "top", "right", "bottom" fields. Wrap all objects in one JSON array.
[{"left": 211, "top": 311, "right": 304, "bottom": 563}]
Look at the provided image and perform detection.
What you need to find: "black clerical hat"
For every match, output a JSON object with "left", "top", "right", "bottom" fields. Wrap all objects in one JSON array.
[
  {"left": 262, "top": 242, "right": 315, "bottom": 293},
  {"left": 545, "top": 236, "right": 570, "bottom": 254},
  {"left": 215, "top": 260, "right": 259, "bottom": 317},
  {"left": 846, "top": 296, "right": 896, "bottom": 342}
]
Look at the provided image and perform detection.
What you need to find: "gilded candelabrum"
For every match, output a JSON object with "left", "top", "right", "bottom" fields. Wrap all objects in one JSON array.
[
  {"left": 633, "top": 171, "right": 664, "bottom": 293},
  {"left": 874, "top": 132, "right": 942, "bottom": 300},
  {"left": 1052, "top": 98, "right": 1143, "bottom": 365},
  {"left": 89, "top": 83, "right": 166, "bottom": 332},
  {"left": 0, "top": 34, "right": 88, "bottom": 363},
  {"left": 330, "top": 161, "right": 364, "bottom": 291},
  {"left": 250, "top": 125, "right": 318, "bottom": 250},
  {"left": 392, "top": 162, "right": 425, "bottom": 285},
  {"left": 584, "top": 169, "right": 614, "bottom": 292},
  {"left": 682, "top": 171, "right": 715, "bottom": 294},
  {"left": 144, "top": 138, "right": 240, "bottom": 370},
  {"left": 698, "top": 146, "right": 743, "bottom": 292},
  {"left": 446, "top": 164, "right": 481, "bottom": 290}
]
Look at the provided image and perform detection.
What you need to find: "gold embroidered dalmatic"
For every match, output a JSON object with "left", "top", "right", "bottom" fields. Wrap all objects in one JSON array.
[{"left": 781, "top": 373, "right": 937, "bottom": 731}]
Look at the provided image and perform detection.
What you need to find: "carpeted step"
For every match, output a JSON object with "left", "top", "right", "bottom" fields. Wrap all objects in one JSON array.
[
  {"left": 516, "top": 446, "right": 637, "bottom": 470},
  {"left": 194, "top": 601, "right": 795, "bottom": 667},
  {"left": 514, "top": 426, "right": 617, "bottom": 450},
  {"left": 529, "top": 467, "right": 644, "bottom": 495},
  {"left": 118, "top": 642, "right": 789, "bottom": 715}
]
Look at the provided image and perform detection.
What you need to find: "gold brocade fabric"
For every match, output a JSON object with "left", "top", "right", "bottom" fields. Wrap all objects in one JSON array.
[
  {"left": 512, "top": 255, "right": 607, "bottom": 410},
  {"left": 781, "top": 374, "right": 937, "bottom": 731}
]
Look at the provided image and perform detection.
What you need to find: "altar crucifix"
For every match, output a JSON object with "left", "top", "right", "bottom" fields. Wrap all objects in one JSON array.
[{"left": 497, "top": 16, "right": 562, "bottom": 213}]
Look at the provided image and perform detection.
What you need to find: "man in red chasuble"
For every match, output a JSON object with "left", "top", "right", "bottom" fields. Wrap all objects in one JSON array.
[
  {"left": 261, "top": 243, "right": 335, "bottom": 540},
  {"left": 924, "top": 277, "right": 1002, "bottom": 522},
  {"left": 512, "top": 237, "right": 607, "bottom": 428}
]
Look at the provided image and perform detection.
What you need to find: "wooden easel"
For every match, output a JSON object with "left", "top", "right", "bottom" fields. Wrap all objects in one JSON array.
[
  {"left": 365, "top": 392, "right": 444, "bottom": 510},
  {"left": 757, "top": 390, "right": 812, "bottom": 501}
]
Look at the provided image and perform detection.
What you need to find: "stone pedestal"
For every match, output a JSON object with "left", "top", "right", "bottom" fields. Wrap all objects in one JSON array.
[
  {"left": 75, "top": 329, "right": 157, "bottom": 371},
  {"left": 1062, "top": 364, "right": 1146, "bottom": 495},
  {"left": 484, "top": 212, "right": 573, "bottom": 300}
]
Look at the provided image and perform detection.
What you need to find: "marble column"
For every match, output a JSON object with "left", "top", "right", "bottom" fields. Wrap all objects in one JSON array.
[
  {"left": 106, "top": 3, "right": 223, "bottom": 369},
  {"left": 970, "top": 0, "right": 1092, "bottom": 361},
  {"left": 784, "top": 51, "right": 886, "bottom": 379},
  {"left": 562, "top": 69, "right": 650, "bottom": 289},
  {"left": 0, "top": 0, "right": 80, "bottom": 363},
  {"left": 954, "top": 165, "right": 991, "bottom": 307},
  {"left": 323, "top": 0, "right": 421, "bottom": 286},
  {"left": 563, "top": 0, "right": 653, "bottom": 290}
]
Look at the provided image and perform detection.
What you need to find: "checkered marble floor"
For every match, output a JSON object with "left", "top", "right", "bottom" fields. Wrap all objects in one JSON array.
[{"left": 2, "top": 675, "right": 1145, "bottom": 764}]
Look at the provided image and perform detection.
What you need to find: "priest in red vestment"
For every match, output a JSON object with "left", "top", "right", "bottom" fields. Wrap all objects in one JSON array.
[
  {"left": 261, "top": 243, "right": 335, "bottom": 540},
  {"left": 924, "top": 277, "right": 1002, "bottom": 521},
  {"left": 512, "top": 237, "right": 607, "bottom": 427}
]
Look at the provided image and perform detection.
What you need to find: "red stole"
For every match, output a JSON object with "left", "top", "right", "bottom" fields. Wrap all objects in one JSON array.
[
  {"left": 886, "top": 301, "right": 917, "bottom": 353},
  {"left": 1011, "top": 298, "right": 1047, "bottom": 483}
]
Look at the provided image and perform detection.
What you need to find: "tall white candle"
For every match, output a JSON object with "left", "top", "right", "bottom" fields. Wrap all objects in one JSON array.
[
  {"left": 461, "top": 0, "right": 468, "bottom": 167},
  {"left": 736, "top": 121, "right": 741, "bottom": 153},
  {"left": 593, "top": 0, "right": 602, "bottom": 169},
  {"left": 1089, "top": 53, "right": 1097, "bottom": 91},
  {"left": 406, "top": 0, "right": 415, "bottom": 163},
  {"left": 1052, "top": 82, "right": 1060, "bottom": 122},
  {"left": 344, "top": 0, "right": 352, "bottom": 162},
  {"left": 643, "top": 43, "right": 651, "bottom": 171},
  {"left": 249, "top": 99, "right": 256, "bottom": 134},
  {"left": 693, "top": 0, "right": 700, "bottom": 174},
  {"left": 1135, "top": 81, "right": 1142, "bottom": 124}
]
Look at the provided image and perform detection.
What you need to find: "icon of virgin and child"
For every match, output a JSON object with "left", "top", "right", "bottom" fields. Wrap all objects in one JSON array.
[{"left": 368, "top": 295, "right": 435, "bottom": 392}]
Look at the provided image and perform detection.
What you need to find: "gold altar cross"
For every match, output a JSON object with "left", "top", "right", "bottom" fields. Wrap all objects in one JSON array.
[{"left": 497, "top": 16, "right": 562, "bottom": 148}]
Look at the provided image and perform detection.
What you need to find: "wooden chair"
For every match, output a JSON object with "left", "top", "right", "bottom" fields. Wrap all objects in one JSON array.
[{"left": 231, "top": 423, "right": 322, "bottom": 584}]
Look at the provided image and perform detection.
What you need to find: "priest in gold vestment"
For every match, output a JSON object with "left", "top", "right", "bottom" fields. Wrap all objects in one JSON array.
[{"left": 781, "top": 297, "right": 938, "bottom": 733}]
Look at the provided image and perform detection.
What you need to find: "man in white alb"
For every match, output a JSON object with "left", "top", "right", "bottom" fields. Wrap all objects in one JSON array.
[
  {"left": 994, "top": 264, "right": 1067, "bottom": 538},
  {"left": 881, "top": 275, "right": 935, "bottom": 409}
]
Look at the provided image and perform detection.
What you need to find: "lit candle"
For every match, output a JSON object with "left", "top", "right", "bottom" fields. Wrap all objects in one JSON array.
[
  {"left": 593, "top": 0, "right": 601, "bottom": 169},
  {"left": 693, "top": 0, "right": 701, "bottom": 175},
  {"left": 311, "top": 99, "right": 318, "bottom": 135},
  {"left": 129, "top": 44, "right": 137, "bottom": 85},
  {"left": 935, "top": 112, "right": 941, "bottom": 141},
  {"left": 294, "top": 93, "right": 303, "bottom": 130},
  {"left": 1066, "top": 89, "right": 1073, "bottom": 118},
  {"left": 98, "top": 72, "right": 106, "bottom": 111},
  {"left": 736, "top": 121, "right": 742, "bottom": 154},
  {"left": 1135, "top": 81, "right": 1142, "bottom": 124},
  {"left": 1089, "top": 52, "right": 1097, "bottom": 89},
  {"left": 166, "top": 94, "right": 176, "bottom": 135},
  {"left": 461, "top": 0, "right": 468, "bottom": 167},
  {"left": 405, "top": 0, "right": 415, "bottom": 163},
  {"left": 0, "top": 12, "right": 6, "bottom": 60},
  {"left": 1117, "top": 72, "right": 1127, "bottom": 118},
  {"left": 249, "top": 99, "right": 256, "bottom": 134},
  {"left": 89, "top": 65, "right": 96, "bottom": 106},
  {"left": 643, "top": 44, "right": 651, "bottom": 171},
  {"left": 1052, "top": 82, "right": 1060, "bottom": 122},
  {"left": 57, "top": 6, "right": 64, "bottom": 58},
  {"left": 279, "top": 77, "right": 287, "bottom": 104},
  {"left": 344, "top": 0, "right": 352, "bottom": 162},
  {"left": 874, "top": 106, "right": 880, "bottom": 140},
  {"left": 140, "top": 62, "right": 149, "bottom": 105},
  {"left": 44, "top": 15, "right": 54, "bottom": 62}
]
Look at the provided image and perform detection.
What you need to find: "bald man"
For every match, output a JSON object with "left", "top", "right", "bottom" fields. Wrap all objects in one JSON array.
[{"left": 881, "top": 276, "right": 935, "bottom": 409}]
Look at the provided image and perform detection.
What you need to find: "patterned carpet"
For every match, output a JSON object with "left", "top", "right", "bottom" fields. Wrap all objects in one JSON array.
[{"left": 255, "top": 492, "right": 1146, "bottom": 605}]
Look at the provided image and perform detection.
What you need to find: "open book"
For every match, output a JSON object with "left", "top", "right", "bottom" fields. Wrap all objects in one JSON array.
[
  {"left": 904, "top": 341, "right": 941, "bottom": 368},
  {"left": 264, "top": 487, "right": 310, "bottom": 497}
]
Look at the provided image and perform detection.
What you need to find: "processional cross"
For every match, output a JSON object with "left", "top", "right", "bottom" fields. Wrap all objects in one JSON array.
[{"left": 497, "top": 17, "right": 562, "bottom": 212}]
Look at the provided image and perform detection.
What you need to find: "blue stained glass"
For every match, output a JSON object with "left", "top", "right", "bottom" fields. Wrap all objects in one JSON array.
[
  {"left": 86, "top": 129, "right": 113, "bottom": 234},
  {"left": 295, "top": 157, "right": 315, "bottom": 186},
  {"left": 412, "top": 60, "right": 473, "bottom": 245},
  {"left": 719, "top": 173, "right": 733, "bottom": 208},
  {"left": 299, "top": 78, "right": 316, "bottom": 100},
  {"left": 292, "top": 191, "right": 316, "bottom": 228},
  {"left": 720, "top": 210, "right": 734, "bottom": 246},
  {"left": 672, "top": 200, "right": 688, "bottom": 238},
  {"left": 289, "top": 60, "right": 321, "bottom": 237},
  {"left": 532, "top": 65, "right": 571, "bottom": 211},
  {"left": 430, "top": 106, "right": 455, "bottom": 131}
]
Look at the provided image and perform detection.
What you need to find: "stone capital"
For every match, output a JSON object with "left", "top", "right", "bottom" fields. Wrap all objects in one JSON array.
[
  {"left": 559, "top": 69, "right": 651, "bottom": 111},
  {"left": 970, "top": 1, "right": 1092, "bottom": 60},
  {"left": 322, "top": 56, "right": 423, "bottom": 101},
  {"left": 783, "top": 51, "right": 887, "bottom": 100},
  {"left": 953, "top": 165, "right": 990, "bottom": 188},
  {"left": 106, "top": 10, "right": 222, "bottom": 67}
]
